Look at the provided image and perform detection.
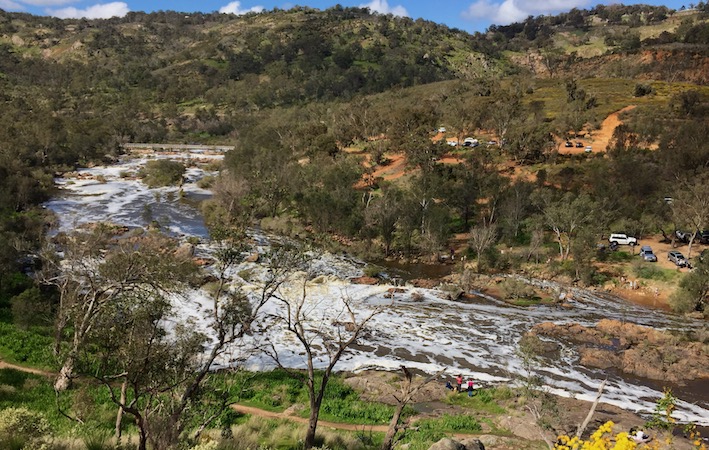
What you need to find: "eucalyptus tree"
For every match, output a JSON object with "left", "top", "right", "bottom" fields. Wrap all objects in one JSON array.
[
  {"left": 88, "top": 228, "right": 281, "bottom": 449},
  {"left": 263, "top": 245, "right": 385, "bottom": 449},
  {"left": 42, "top": 227, "right": 198, "bottom": 392},
  {"left": 534, "top": 191, "right": 601, "bottom": 261}
]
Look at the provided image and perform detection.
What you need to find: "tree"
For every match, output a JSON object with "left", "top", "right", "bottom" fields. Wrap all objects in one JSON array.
[
  {"left": 669, "top": 254, "right": 709, "bottom": 313},
  {"left": 381, "top": 367, "right": 444, "bottom": 450},
  {"left": 469, "top": 220, "right": 498, "bottom": 272},
  {"left": 41, "top": 228, "right": 198, "bottom": 392},
  {"left": 138, "top": 159, "right": 186, "bottom": 187},
  {"left": 264, "top": 247, "right": 385, "bottom": 449},
  {"left": 535, "top": 191, "right": 600, "bottom": 261},
  {"left": 365, "top": 186, "right": 403, "bottom": 256},
  {"left": 90, "top": 228, "right": 279, "bottom": 450},
  {"left": 670, "top": 175, "right": 709, "bottom": 259}
]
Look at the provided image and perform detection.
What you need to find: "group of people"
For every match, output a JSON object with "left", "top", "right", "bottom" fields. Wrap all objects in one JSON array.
[{"left": 445, "top": 374, "right": 475, "bottom": 396}]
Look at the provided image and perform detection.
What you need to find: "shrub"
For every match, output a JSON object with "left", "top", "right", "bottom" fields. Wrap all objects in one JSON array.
[
  {"left": 10, "top": 287, "right": 52, "bottom": 329},
  {"left": 634, "top": 83, "right": 653, "bottom": 97},
  {"left": 138, "top": 160, "right": 186, "bottom": 187},
  {"left": 197, "top": 175, "right": 215, "bottom": 189},
  {"left": 0, "top": 407, "right": 51, "bottom": 445}
]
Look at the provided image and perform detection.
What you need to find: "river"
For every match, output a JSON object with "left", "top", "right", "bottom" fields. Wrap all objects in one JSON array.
[{"left": 44, "top": 150, "right": 709, "bottom": 428}]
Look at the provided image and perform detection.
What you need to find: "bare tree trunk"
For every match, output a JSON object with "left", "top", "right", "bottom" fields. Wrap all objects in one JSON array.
[
  {"left": 54, "top": 351, "right": 76, "bottom": 391},
  {"left": 576, "top": 379, "right": 607, "bottom": 439},
  {"left": 381, "top": 367, "right": 443, "bottom": 450},
  {"left": 115, "top": 379, "right": 127, "bottom": 442},
  {"left": 381, "top": 402, "right": 406, "bottom": 450},
  {"left": 304, "top": 396, "right": 322, "bottom": 449}
]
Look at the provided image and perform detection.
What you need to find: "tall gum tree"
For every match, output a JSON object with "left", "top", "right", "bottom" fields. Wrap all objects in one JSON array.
[
  {"left": 41, "top": 227, "right": 198, "bottom": 392},
  {"left": 262, "top": 246, "right": 386, "bottom": 449}
]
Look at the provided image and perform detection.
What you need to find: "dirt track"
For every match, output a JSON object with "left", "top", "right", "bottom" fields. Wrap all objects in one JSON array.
[{"left": 0, "top": 360, "right": 54, "bottom": 377}]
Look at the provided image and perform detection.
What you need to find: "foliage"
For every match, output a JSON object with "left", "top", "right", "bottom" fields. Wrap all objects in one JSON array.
[
  {"left": 669, "top": 255, "right": 709, "bottom": 313},
  {"left": 138, "top": 159, "right": 186, "bottom": 187},
  {"left": 0, "top": 322, "right": 54, "bottom": 367},
  {"left": 554, "top": 421, "right": 636, "bottom": 450},
  {"left": 631, "top": 263, "right": 677, "bottom": 282},
  {"left": 645, "top": 388, "right": 677, "bottom": 431},
  {"left": 398, "top": 414, "right": 481, "bottom": 448},
  {"left": 0, "top": 406, "right": 51, "bottom": 449}
]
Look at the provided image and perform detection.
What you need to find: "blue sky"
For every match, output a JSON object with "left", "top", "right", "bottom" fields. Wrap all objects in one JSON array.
[{"left": 0, "top": 0, "right": 691, "bottom": 32}]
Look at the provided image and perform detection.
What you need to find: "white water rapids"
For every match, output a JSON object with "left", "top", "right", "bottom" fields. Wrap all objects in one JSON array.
[{"left": 44, "top": 151, "right": 709, "bottom": 427}]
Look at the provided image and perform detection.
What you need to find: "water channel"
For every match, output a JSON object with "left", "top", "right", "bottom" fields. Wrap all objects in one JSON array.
[{"left": 44, "top": 151, "right": 709, "bottom": 428}]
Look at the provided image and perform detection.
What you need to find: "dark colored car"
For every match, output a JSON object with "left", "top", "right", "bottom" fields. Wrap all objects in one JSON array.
[
  {"left": 639, "top": 245, "right": 657, "bottom": 262},
  {"left": 668, "top": 250, "right": 688, "bottom": 267},
  {"left": 564, "top": 141, "right": 573, "bottom": 147},
  {"left": 700, "top": 230, "right": 709, "bottom": 245},
  {"left": 575, "top": 142, "right": 584, "bottom": 148}
]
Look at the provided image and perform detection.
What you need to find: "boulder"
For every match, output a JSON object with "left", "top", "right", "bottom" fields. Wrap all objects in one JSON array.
[
  {"left": 175, "top": 243, "right": 195, "bottom": 258},
  {"left": 427, "top": 438, "right": 465, "bottom": 450},
  {"left": 411, "top": 278, "right": 439, "bottom": 288},
  {"left": 427, "top": 438, "right": 485, "bottom": 450},
  {"left": 530, "top": 320, "right": 709, "bottom": 383},
  {"left": 350, "top": 276, "right": 379, "bottom": 285},
  {"left": 245, "top": 252, "right": 260, "bottom": 263}
]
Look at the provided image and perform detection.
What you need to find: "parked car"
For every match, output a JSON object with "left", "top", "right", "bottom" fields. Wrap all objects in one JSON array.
[
  {"left": 447, "top": 140, "right": 458, "bottom": 147},
  {"left": 608, "top": 233, "right": 638, "bottom": 246},
  {"left": 639, "top": 245, "right": 657, "bottom": 262},
  {"left": 463, "top": 137, "right": 479, "bottom": 147},
  {"left": 584, "top": 146, "right": 593, "bottom": 153},
  {"left": 575, "top": 142, "right": 584, "bottom": 148},
  {"left": 438, "top": 127, "right": 446, "bottom": 133},
  {"left": 668, "top": 250, "right": 689, "bottom": 267},
  {"left": 674, "top": 230, "right": 693, "bottom": 243},
  {"left": 700, "top": 230, "right": 709, "bottom": 244},
  {"left": 564, "top": 141, "right": 573, "bottom": 147}
]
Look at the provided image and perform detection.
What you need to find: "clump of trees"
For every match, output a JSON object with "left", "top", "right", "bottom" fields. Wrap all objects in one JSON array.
[{"left": 138, "top": 159, "right": 186, "bottom": 187}]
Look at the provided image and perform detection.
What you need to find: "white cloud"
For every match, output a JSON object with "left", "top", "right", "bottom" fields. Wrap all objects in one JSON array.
[
  {"left": 0, "top": 0, "right": 24, "bottom": 10},
  {"left": 48, "top": 2, "right": 129, "bottom": 18},
  {"left": 463, "top": 0, "right": 591, "bottom": 25},
  {"left": 218, "top": 1, "right": 264, "bottom": 15},
  {"left": 360, "top": 0, "right": 409, "bottom": 17}
]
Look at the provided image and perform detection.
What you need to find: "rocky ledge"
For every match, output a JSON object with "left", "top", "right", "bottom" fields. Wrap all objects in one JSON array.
[{"left": 529, "top": 319, "right": 709, "bottom": 384}]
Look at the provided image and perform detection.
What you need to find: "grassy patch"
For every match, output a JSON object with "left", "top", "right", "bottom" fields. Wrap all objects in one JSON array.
[
  {"left": 632, "top": 263, "right": 678, "bottom": 282},
  {"left": 444, "top": 388, "right": 507, "bottom": 414},
  {"left": 238, "top": 369, "right": 399, "bottom": 425},
  {"left": 399, "top": 414, "right": 482, "bottom": 450},
  {"left": 0, "top": 323, "right": 54, "bottom": 369}
]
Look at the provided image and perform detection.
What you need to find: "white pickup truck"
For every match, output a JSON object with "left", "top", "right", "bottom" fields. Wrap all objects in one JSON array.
[{"left": 608, "top": 233, "right": 638, "bottom": 246}]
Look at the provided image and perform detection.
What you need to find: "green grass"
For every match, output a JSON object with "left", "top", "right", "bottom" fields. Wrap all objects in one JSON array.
[
  {"left": 444, "top": 388, "right": 507, "bottom": 414},
  {"left": 0, "top": 322, "right": 55, "bottom": 369},
  {"left": 632, "top": 263, "right": 679, "bottom": 282},
  {"left": 398, "top": 414, "right": 482, "bottom": 450},
  {"left": 238, "top": 369, "right": 401, "bottom": 425}
]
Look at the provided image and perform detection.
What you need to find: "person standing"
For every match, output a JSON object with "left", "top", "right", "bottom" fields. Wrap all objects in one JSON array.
[
  {"left": 456, "top": 374, "right": 463, "bottom": 392},
  {"left": 467, "top": 378, "right": 474, "bottom": 397}
]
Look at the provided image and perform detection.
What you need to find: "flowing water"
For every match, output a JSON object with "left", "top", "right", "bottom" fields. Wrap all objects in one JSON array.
[{"left": 44, "top": 152, "right": 709, "bottom": 427}]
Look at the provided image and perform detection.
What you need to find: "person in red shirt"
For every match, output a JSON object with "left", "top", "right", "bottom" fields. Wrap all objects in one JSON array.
[
  {"left": 467, "top": 379, "right": 474, "bottom": 397},
  {"left": 456, "top": 374, "right": 463, "bottom": 392}
]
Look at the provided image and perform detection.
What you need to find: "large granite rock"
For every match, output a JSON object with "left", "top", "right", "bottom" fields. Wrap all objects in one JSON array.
[
  {"left": 427, "top": 438, "right": 484, "bottom": 450},
  {"left": 530, "top": 319, "right": 709, "bottom": 384}
]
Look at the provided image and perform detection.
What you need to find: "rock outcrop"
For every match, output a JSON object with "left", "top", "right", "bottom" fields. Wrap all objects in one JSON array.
[
  {"left": 529, "top": 319, "right": 709, "bottom": 384},
  {"left": 428, "top": 437, "right": 485, "bottom": 450}
]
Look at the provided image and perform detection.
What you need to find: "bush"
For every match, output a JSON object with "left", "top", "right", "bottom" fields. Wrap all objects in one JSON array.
[
  {"left": 0, "top": 322, "right": 54, "bottom": 366},
  {"left": 197, "top": 175, "right": 215, "bottom": 189},
  {"left": 10, "top": 287, "right": 52, "bottom": 329},
  {"left": 634, "top": 83, "right": 653, "bottom": 97},
  {"left": 138, "top": 160, "right": 186, "bottom": 187},
  {"left": 0, "top": 407, "right": 51, "bottom": 447}
]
